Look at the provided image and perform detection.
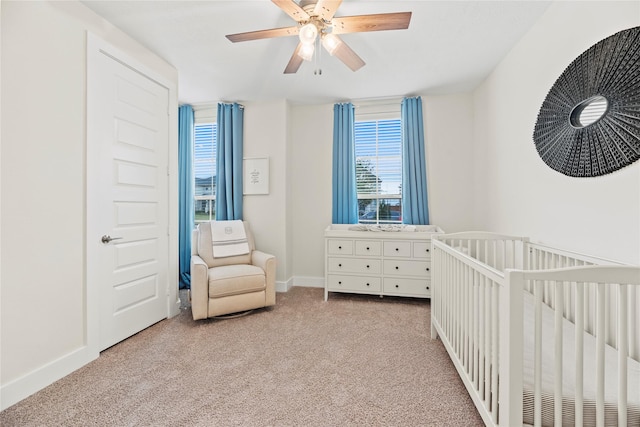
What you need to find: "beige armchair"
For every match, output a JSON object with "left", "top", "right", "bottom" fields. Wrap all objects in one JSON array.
[{"left": 190, "top": 221, "right": 276, "bottom": 320}]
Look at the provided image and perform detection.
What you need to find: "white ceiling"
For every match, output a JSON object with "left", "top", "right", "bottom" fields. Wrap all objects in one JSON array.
[{"left": 81, "top": 0, "right": 552, "bottom": 105}]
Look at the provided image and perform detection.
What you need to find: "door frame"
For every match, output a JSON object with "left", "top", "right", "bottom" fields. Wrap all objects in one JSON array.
[{"left": 86, "top": 32, "right": 179, "bottom": 356}]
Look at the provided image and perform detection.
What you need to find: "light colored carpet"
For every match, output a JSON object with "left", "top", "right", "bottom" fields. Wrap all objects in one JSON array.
[{"left": 0, "top": 287, "right": 483, "bottom": 426}]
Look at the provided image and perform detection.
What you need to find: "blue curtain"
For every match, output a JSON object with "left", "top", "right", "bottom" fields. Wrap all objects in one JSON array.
[
  {"left": 216, "top": 103, "right": 244, "bottom": 220},
  {"left": 401, "top": 96, "right": 430, "bottom": 225},
  {"left": 332, "top": 103, "right": 358, "bottom": 224},
  {"left": 178, "top": 105, "right": 194, "bottom": 289}
]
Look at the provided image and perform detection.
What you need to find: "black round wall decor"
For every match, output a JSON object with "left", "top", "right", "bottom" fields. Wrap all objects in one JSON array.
[{"left": 533, "top": 26, "right": 640, "bottom": 177}]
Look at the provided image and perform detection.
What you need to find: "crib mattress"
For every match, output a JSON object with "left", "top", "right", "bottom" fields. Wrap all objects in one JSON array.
[{"left": 522, "top": 292, "right": 640, "bottom": 426}]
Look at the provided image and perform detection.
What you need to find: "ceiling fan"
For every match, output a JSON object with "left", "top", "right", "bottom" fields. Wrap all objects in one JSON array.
[{"left": 225, "top": 0, "right": 412, "bottom": 74}]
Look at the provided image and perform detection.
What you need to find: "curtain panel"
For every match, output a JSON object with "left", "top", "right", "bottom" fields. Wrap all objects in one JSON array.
[
  {"left": 401, "top": 96, "right": 430, "bottom": 225},
  {"left": 216, "top": 103, "right": 244, "bottom": 220},
  {"left": 178, "top": 105, "right": 195, "bottom": 289},
  {"left": 332, "top": 103, "right": 358, "bottom": 224}
]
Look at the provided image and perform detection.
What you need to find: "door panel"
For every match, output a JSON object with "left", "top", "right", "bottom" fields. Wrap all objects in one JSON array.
[{"left": 88, "top": 49, "right": 169, "bottom": 351}]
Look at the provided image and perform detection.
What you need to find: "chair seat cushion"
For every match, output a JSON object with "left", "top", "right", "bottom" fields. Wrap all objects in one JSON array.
[{"left": 208, "top": 264, "right": 266, "bottom": 298}]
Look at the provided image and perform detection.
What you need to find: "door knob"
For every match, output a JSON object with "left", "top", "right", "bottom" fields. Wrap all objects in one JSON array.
[{"left": 101, "top": 235, "right": 123, "bottom": 244}]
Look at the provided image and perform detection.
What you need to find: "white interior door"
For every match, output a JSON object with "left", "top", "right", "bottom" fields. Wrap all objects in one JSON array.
[{"left": 88, "top": 46, "right": 169, "bottom": 351}]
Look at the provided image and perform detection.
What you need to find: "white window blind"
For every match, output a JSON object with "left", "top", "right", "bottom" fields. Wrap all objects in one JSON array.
[
  {"left": 194, "top": 122, "right": 216, "bottom": 224},
  {"left": 354, "top": 109, "right": 402, "bottom": 224}
]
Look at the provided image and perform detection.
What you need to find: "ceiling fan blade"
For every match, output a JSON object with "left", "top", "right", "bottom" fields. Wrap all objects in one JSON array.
[
  {"left": 272, "top": 0, "right": 310, "bottom": 22},
  {"left": 313, "top": 0, "right": 342, "bottom": 21},
  {"left": 331, "top": 12, "right": 412, "bottom": 34},
  {"left": 226, "top": 26, "right": 299, "bottom": 43},
  {"left": 332, "top": 37, "right": 365, "bottom": 72},
  {"left": 284, "top": 43, "right": 304, "bottom": 74}
]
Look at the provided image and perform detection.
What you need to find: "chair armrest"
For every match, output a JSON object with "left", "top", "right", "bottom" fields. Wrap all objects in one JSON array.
[
  {"left": 251, "top": 250, "right": 275, "bottom": 270},
  {"left": 252, "top": 250, "right": 277, "bottom": 306},
  {"left": 190, "top": 255, "right": 209, "bottom": 320}
]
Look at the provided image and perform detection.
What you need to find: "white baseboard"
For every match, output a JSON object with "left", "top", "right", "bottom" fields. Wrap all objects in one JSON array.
[
  {"left": 276, "top": 277, "right": 293, "bottom": 293},
  {"left": 0, "top": 346, "right": 98, "bottom": 411},
  {"left": 292, "top": 276, "right": 325, "bottom": 288},
  {"left": 276, "top": 276, "right": 324, "bottom": 292}
]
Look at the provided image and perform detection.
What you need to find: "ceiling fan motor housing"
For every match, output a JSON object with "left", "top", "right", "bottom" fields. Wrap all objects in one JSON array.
[{"left": 299, "top": 0, "right": 319, "bottom": 14}]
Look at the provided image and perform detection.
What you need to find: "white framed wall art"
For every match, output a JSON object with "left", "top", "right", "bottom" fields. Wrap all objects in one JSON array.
[{"left": 243, "top": 157, "right": 269, "bottom": 195}]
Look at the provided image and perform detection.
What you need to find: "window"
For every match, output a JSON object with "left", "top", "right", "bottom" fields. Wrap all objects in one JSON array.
[
  {"left": 194, "top": 122, "right": 216, "bottom": 224},
  {"left": 355, "top": 116, "right": 402, "bottom": 224}
]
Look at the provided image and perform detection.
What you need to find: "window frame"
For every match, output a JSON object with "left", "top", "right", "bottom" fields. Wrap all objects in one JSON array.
[
  {"left": 354, "top": 101, "right": 403, "bottom": 225},
  {"left": 193, "top": 106, "right": 217, "bottom": 225}
]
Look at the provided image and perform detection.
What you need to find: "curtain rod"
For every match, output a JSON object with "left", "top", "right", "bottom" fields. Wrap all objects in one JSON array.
[
  {"left": 351, "top": 95, "right": 420, "bottom": 109},
  {"left": 190, "top": 101, "right": 245, "bottom": 110}
]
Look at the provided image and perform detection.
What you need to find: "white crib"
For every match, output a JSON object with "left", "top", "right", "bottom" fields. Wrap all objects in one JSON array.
[{"left": 430, "top": 232, "right": 640, "bottom": 427}]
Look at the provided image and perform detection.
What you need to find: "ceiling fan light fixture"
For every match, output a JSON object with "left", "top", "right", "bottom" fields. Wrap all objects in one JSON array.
[
  {"left": 298, "top": 42, "right": 315, "bottom": 61},
  {"left": 226, "top": 2, "right": 412, "bottom": 74},
  {"left": 321, "top": 33, "right": 341, "bottom": 55},
  {"left": 298, "top": 23, "right": 318, "bottom": 44}
]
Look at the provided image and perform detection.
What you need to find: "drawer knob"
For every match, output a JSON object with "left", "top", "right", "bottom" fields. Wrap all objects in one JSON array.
[
  {"left": 366, "top": 265, "right": 370, "bottom": 269},
  {"left": 395, "top": 266, "right": 399, "bottom": 270},
  {"left": 338, "top": 246, "right": 342, "bottom": 249},
  {"left": 395, "top": 284, "right": 399, "bottom": 288},
  {"left": 366, "top": 283, "right": 370, "bottom": 287},
  {"left": 338, "top": 263, "right": 342, "bottom": 267},
  {"left": 426, "top": 268, "right": 430, "bottom": 272},
  {"left": 426, "top": 286, "right": 430, "bottom": 290},
  {"left": 426, "top": 248, "right": 430, "bottom": 253},
  {"left": 366, "top": 247, "right": 370, "bottom": 250},
  {"left": 395, "top": 248, "right": 399, "bottom": 251},
  {"left": 338, "top": 281, "right": 342, "bottom": 285}
]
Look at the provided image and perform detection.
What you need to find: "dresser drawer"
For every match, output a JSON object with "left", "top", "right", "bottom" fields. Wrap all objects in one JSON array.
[
  {"left": 384, "top": 260, "right": 431, "bottom": 277},
  {"left": 413, "top": 241, "right": 432, "bottom": 259},
  {"left": 327, "top": 275, "right": 381, "bottom": 293},
  {"left": 383, "top": 241, "right": 412, "bottom": 257},
  {"left": 328, "top": 257, "right": 381, "bottom": 274},
  {"left": 324, "top": 224, "right": 443, "bottom": 301},
  {"left": 327, "top": 239, "right": 353, "bottom": 255},
  {"left": 355, "top": 240, "right": 381, "bottom": 256},
  {"left": 383, "top": 277, "right": 431, "bottom": 297}
]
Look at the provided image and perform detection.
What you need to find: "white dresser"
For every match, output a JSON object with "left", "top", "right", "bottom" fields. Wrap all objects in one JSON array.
[{"left": 324, "top": 224, "right": 444, "bottom": 301}]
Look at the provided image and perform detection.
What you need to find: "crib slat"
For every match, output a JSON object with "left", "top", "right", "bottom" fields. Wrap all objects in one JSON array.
[
  {"left": 631, "top": 286, "right": 638, "bottom": 361},
  {"left": 459, "top": 257, "right": 464, "bottom": 362},
  {"left": 463, "top": 260, "right": 469, "bottom": 373},
  {"left": 491, "top": 281, "right": 499, "bottom": 423},
  {"left": 554, "top": 282, "right": 563, "bottom": 427},
  {"left": 534, "top": 280, "right": 542, "bottom": 427},
  {"left": 596, "top": 282, "right": 605, "bottom": 427},
  {"left": 484, "top": 275, "right": 491, "bottom": 404},
  {"left": 479, "top": 273, "right": 486, "bottom": 401},
  {"left": 473, "top": 271, "right": 479, "bottom": 389},
  {"left": 575, "top": 284, "right": 584, "bottom": 427},
  {"left": 468, "top": 263, "right": 473, "bottom": 379},
  {"left": 453, "top": 257, "right": 458, "bottom": 356},
  {"left": 618, "top": 284, "right": 628, "bottom": 427}
]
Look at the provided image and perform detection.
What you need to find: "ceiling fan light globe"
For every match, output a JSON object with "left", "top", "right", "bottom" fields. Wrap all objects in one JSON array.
[
  {"left": 298, "top": 43, "right": 315, "bottom": 61},
  {"left": 322, "top": 33, "right": 341, "bottom": 55},
  {"left": 299, "top": 23, "right": 318, "bottom": 44}
]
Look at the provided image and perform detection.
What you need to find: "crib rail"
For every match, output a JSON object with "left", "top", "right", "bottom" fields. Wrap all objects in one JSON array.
[
  {"left": 437, "top": 231, "right": 529, "bottom": 272},
  {"left": 526, "top": 243, "right": 635, "bottom": 360},
  {"left": 432, "top": 235, "right": 520, "bottom": 426},
  {"left": 508, "top": 266, "right": 640, "bottom": 427},
  {"left": 432, "top": 233, "right": 640, "bottom": 427}
]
